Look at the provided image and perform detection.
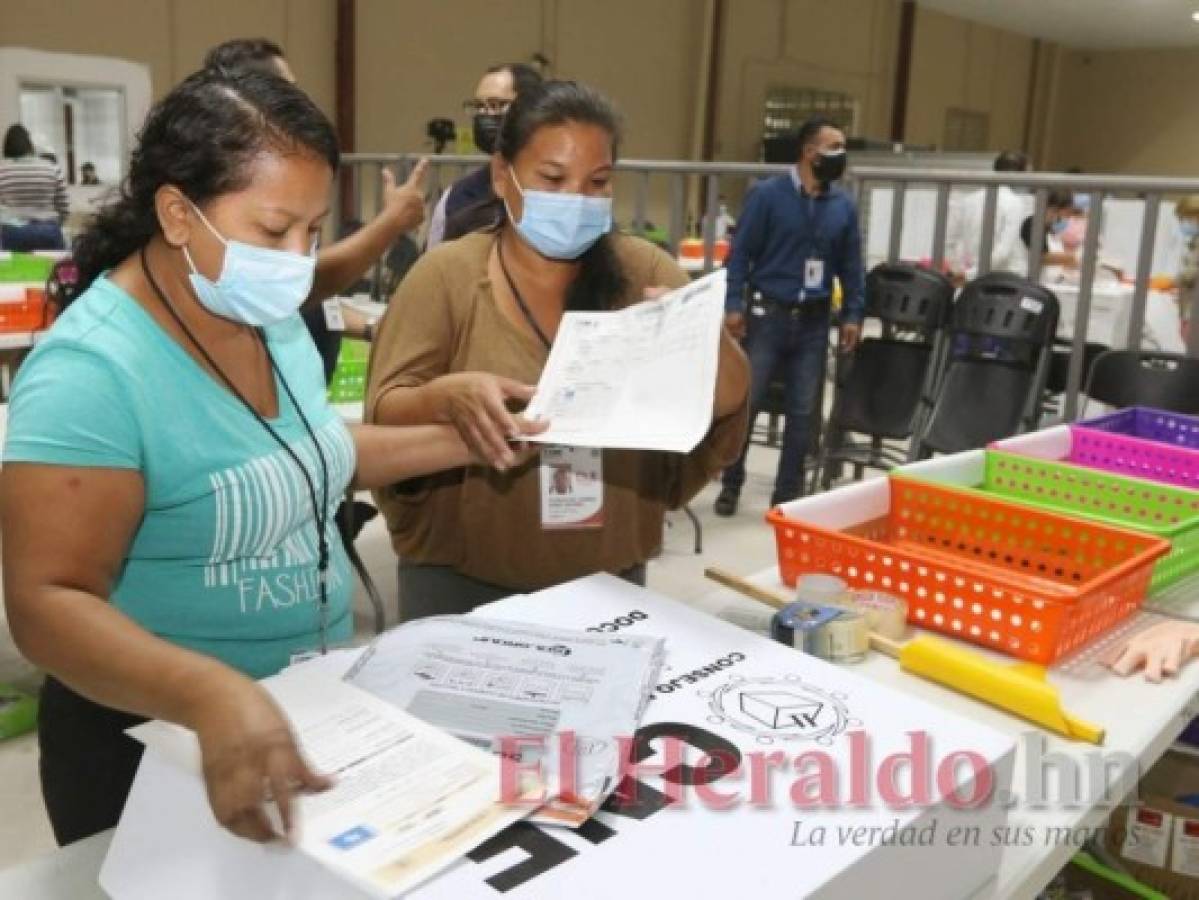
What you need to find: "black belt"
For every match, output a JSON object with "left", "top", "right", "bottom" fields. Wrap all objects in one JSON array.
[{"left": 749, "top": 293, "right": 830, "bottom": 320}]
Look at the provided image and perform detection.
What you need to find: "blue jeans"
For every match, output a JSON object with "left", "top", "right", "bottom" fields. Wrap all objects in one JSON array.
[
  {"left": 1, "top": 220, "right": 65, "bottom": 251},
  {"left": 722, "top": 305, "right": 829, "bottom": 500}
]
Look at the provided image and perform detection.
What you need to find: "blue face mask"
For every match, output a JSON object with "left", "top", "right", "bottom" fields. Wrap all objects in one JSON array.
[
  {"left": 183, "top": 202, "right": 317, "bottom": 326},
  {"left": 505, "top": 169, "right": 613, "bottom": 260},
  {"left": 1182, "top": 221, "right": 1199, "bottom": 242}
]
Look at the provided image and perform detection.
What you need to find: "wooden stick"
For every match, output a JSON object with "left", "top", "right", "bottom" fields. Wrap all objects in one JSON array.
[
  {"left": 703, "top": 567, "right": 789, "bottom": 609},
  {"left": 704, "top": 566, "right": 902, "bottom": 658}
]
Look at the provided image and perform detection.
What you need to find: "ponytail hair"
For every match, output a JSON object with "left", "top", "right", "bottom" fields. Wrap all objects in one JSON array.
[{"left": 72, "top": 67, "right": 338, "bottom": 297}]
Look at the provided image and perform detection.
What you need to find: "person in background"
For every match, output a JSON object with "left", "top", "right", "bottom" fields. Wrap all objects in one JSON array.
[
  {"left": 367, "top": 80, "right": 749, "bottom": 620},
  {"left": 2, "top": 68, "right": 540, "bottom": 847},
  {"left": 1059, "top": 194, "right": 1089, "bottom": 253},
  {"left": 1175, "top": 195, "right": 1199, "bottom": 343},
  {"left": 1060, "top": 168, "right": 1089, "bottom": 254},
  {"left": 80, "top": 162, "right": 101, "bottom": 186},
  {"left": 1019, "top": 189, "right": 1079, "bottom": 275},
  {"left": 714, "top": 116, "right": 863, "bottom": 517},
  {"left": 0, "top": 124, "right": 69, "bottom": 251},
  {"left": 425, "top": 62, "right": 544, "bottom": 249},
  {"left": 205, "top": 38, "right": 418, "bottom": 553},
  {"left": 203, "top": 38, "right": 428, "bottom": 316},
  {"left": 945, "top": 150, "right": 1031, "bottom": 279}
]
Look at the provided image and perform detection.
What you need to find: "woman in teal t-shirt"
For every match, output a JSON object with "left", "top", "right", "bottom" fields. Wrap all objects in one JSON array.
[{"left": 1, "top": 68, "right": 538, "bottom": 846}]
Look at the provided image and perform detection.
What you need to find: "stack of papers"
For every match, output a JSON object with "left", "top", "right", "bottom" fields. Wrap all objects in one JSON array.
[
  {"left": 522, "top": 269, "right": 726, "bottom": 453},
  {"left": 102, "top": 657, "right": 539, "bottom": 899},
  {"left": 345, "top": 616, "right": 666, "bottom": 827}
]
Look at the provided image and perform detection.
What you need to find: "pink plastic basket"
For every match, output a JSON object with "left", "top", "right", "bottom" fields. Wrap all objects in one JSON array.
[{"left": 1072, "top": 407, "right": 1199, "bottom": 490}]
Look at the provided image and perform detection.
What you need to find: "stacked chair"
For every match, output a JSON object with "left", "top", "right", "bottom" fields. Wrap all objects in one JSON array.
[
  {"left": 912, "top": 272, "right": 1059, "bottom": 459},
  {"left": 815, "top": 262, "right": 954, "bottom": 488}
]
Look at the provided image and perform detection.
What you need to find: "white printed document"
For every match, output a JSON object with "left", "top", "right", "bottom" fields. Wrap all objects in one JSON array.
[
  {"left": 102, "top": 664, "right": 536, "bottom": 899},
  {"left": 345, "top": 616, "right": 665, "bottom": 827},
  {"left": 523, "top": 269, "right": 727, "bottom": 453}
]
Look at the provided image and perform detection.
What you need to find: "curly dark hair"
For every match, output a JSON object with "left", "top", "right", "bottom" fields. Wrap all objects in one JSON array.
[{"left": 71, "top": 67, "right": 337, "bottom": 296}]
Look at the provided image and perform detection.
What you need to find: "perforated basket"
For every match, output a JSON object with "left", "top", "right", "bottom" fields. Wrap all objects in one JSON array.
[
  {"left": 899, "top": 448, "right": 1199, "bottom": 591},
  {"left": 1069, "top": 407, "right": 1199, "bottom": 490},
  {"left": 768, "top": 476, "right": 1169, "bottom": 665},
  {"left": 327, "top": 338, "right": 369, "bottom": 403},
  {"left": 0, "top": 286, "right": 50, "bottom": 332},
  {"left": 0, "top": 252, "right": 56, "bottom": 284}
]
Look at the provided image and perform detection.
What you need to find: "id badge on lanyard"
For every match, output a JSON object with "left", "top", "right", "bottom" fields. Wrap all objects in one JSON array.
[
  {"left": 539, "top": 445, "right": 604, "bottom": 530},
  {"left": 803, "top": 258, "right": 825, "bottom": 292}
]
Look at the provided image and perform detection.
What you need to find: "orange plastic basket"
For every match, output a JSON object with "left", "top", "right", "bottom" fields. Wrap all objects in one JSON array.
[
  {"left": 0, "top": 287, "right": 49, "bottom": 332},
  {"left": 767, "top": 476, "right": 1169, "bottom": 664}
]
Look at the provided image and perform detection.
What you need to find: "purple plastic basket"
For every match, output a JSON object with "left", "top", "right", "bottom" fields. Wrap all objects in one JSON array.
[{"left": 1071, "top": 406, "right": 1199, "bottom": 490}]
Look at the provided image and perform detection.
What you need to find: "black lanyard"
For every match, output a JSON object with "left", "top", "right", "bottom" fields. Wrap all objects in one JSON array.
[
  {"left": 803, "top": 188, "right": 830, "bottom": 256},
  {"left": 140, "top": 248, "right": 333, "bottom": 654},
  {"left": 497, "top": 234, "right": 553, "bottom": 351}
]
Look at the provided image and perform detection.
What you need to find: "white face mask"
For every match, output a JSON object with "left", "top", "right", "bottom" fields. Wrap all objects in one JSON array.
[{"left": 182, "top": 201, "right": 317, "bottom": 326}]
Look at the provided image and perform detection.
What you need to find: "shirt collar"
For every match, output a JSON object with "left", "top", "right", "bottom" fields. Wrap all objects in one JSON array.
[{"left": 791, "top": 166, "right": 836, "bottom": 200}]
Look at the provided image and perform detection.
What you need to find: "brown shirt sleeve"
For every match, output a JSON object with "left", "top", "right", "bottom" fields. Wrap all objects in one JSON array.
[{"left": 364, "top": 249, "right": 456, "bottom": 425}]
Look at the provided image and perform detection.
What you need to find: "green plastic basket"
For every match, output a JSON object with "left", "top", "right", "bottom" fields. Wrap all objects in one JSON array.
[
  {"left": 980, "top": 449, "right": 1199, "bottom": 591},
  {"left": 327, "top": 338, "right": 369, "bottom": 404},
  {"left": 0, "top": 683, "right": 38, "bottom": 740},
  {"left": 0, "top": 252, "right": 55, "bottom": 283}
]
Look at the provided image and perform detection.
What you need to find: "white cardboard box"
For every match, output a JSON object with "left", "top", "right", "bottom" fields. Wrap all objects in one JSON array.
[{"left": 102, "top": 575, "right": 1016, "bottom": 899}]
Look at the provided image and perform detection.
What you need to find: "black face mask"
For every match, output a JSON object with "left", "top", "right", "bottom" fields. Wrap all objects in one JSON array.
[
  {"left": 472, "top": 113, "right": 503, "bottom": 155},
  {"left": 812, "top": 150, "right": 847, "bottom": 186}
]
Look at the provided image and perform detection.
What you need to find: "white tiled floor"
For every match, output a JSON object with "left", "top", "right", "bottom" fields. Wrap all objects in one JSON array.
[{"left": 0, "top": 441, "right": 799, "bottom": 872}]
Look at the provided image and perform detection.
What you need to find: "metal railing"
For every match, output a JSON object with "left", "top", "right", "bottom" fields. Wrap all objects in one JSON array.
[{"left": 340, "top": 153, "right": 1199, "bottom": 421}]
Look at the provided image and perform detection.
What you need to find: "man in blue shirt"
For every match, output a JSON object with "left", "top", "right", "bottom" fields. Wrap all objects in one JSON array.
[{"left": 715, "top": 117, "right": 864, "bottom": 515}]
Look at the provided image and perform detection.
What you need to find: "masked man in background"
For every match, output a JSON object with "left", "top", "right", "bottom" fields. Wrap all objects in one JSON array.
[
  {"left": 425, "top": 63, "right": 543, "bottom": 249},
  {"left": 715, "top": 116, "right": 864, "bottom": 516}
]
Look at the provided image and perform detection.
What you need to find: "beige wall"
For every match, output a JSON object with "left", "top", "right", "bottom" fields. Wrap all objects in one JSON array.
[
  {"left": 0, "top": 0, "right": 336, "bottom": 117},
  {"left": 713, "top": 0, "right": 899, "bottom": 162},
  {"left": 1047, "top": 46, "right": 1199, "bottom": 176},
  {"left": 10, "top": 0, "right": 1140, "bottom": 183},
  {"left": 905, "top": 6, "right": 1034, "bottom": 153},
  {"left": 355, "top": 0, "right": 704, "bottom": 158},
  {"left": 355, "top": 0, "right": 706, "bottom": 225}
]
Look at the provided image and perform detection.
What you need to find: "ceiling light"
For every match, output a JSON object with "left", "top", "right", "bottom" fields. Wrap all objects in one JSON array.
[{"left": 1192, "top": 10, "right": 1199, "bottom": 21}]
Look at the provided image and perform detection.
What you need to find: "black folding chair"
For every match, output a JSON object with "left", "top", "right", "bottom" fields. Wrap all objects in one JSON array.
[
  {"left": 815, "top": 263, "right": 954, "bottom": 488},
  {"left": 1046, "top": 339, "right": 1109, "bottom": 396},
  {"left": 914, "top": 273, "right": 1059, "bottom": 457},
  {"left": 1082, "top": 350, "right": 1199, "bottom": 415},
  {"left": 1042, "top": 338, "right": 1109, "bottom": 419}
]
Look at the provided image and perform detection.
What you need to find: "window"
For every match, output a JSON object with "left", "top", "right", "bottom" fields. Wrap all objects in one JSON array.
[
  {"left": 943, "top": 108, "right": 990, "bottom": 153},
  {"left": 18, "top": 83, "right": 125, "bottom": 186},
  {"left": 762, "top": 87, "right": 858, "bottom": 140}
]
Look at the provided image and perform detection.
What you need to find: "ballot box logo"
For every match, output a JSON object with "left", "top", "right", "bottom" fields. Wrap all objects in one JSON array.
[{"left": 702, "top": 675, "right": 860, "bottom": 746}]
